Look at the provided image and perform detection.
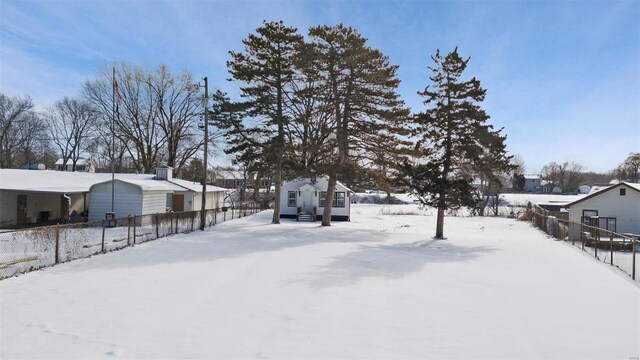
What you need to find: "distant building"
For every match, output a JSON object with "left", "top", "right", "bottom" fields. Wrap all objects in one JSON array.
[
  {"left": 55, "top": 158, "right": 94, "bottom": 172},
  {"left": 578, "top": 185, "right": 591, "bottom": 194},
  {"left": 523, "top": 174, "right": 542, "bottom": 192}
]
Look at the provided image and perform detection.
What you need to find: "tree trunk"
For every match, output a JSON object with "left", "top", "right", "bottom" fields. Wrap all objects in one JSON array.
[
  {"left": 272, "top": 167, "right": 281, "bottom": 224},
  {"left": 435, "top": 206, "right": 445, "bottom": 239},
  {"left": 321, "top": 172, "right": 337, "bottom": 226}
]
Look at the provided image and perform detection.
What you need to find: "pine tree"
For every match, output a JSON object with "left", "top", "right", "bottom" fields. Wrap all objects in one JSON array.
[
  {"left": 308, "top": 24, "right": 409, "bottom": 225},
  {"left": 402, "top": 48, "right": 511, "bottom": 238},
  {"left": 227, "top": 21, "right": 304, "bottom": 224}
]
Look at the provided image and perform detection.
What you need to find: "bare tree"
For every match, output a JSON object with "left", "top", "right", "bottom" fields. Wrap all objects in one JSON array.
[
  {"left": 541, "top": 160, "right": 585, "bottom": 192},
  {"left": 0, "top": 94, "right": 41, "bottom": 168},
  {"left": 48, "top": 97, "right": 97, "bottom": 171},
  {"left": 143, "top": 65, "right": 203, "bottom": 175}
]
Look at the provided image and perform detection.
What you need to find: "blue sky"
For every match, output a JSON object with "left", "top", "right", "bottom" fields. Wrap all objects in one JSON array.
[{"left": 1, "top": 0, "right": 638, "bottom": 173}]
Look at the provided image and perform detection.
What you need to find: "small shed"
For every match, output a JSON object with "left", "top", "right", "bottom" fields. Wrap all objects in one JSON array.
[
  {"left": 280, "top": 176, "right": 352, "bottom": 221},
  {"left": 88, "top": 179, "right": 173, "bottom": 222}
]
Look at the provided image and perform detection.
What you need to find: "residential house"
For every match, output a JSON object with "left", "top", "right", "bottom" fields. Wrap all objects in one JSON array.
[
  {"left": 55, "top": 158, "right": 95, "bottom": 172},
  {"left": 565, "top": 182, "right": 640, "bottom": 235},
  {"left": 280, "top": 176, "right": 352, "bottom": 221},
  {"left": 0, "top": 166, "right": 228, "bottom": 227},
  {"left": 524, "top": 174, "right": 542, "bottom": 192}
]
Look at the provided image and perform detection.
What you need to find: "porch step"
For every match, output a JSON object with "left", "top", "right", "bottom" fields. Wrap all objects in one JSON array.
[{"left": 297, "top": 213, "right": 314, "bottom": 222}]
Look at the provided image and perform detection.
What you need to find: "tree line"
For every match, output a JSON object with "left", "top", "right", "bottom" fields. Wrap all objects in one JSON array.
[{"left": 4, "top": 21, "right": 635, "bottom": 237}]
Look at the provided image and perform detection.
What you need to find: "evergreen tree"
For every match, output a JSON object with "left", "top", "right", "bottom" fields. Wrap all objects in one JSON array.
[
  {"left": 308, "top": 24, "right": 409, "bottom": 226},
  {"left": 227, "top": 21, "right": 304, "bottom": 224},
  {"left": 401, "top": 48, "right": 511, "bottom": 238}
]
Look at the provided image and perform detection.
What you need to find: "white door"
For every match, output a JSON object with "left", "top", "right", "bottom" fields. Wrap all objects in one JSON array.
[{"left": 301, "top": 191, "right": 314, "bottom": 213}]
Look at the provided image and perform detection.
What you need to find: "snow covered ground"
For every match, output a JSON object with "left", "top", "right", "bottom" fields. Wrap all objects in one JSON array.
[{"left": 1, "top": 204, "right": 638, "bottom": 359}]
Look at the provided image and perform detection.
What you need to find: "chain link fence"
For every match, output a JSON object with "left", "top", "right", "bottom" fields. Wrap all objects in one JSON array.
[
  {"left": 0, "top": 203, "right": 262, "bottom": 280},
  {"left": 524, "top": 205, "right": 638, "bottom": 282}
]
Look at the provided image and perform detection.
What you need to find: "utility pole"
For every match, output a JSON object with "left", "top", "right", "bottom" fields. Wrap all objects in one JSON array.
[{"left": 199, "top": 77, "right": 209, "bottom": 230}]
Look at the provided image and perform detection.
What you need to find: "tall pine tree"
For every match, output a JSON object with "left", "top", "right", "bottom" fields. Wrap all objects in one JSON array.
[
  {"left": 308, "top": 24, "right": 409, "bottom": 226},
  {"left": 227, "top": 21, "right": 304, "bottom": 224},
  {"left": 402, "top": 48, "right": 511, "bottom": 238}
]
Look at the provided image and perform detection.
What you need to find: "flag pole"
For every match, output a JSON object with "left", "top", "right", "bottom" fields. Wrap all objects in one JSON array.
[{"left": 111, "top": 66, "right": 116, "bottom": 214}]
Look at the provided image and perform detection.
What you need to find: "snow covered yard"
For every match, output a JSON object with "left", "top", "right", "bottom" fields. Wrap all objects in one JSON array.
[{"left": 1, "top": 205, "right": 638, "bottom": 359}]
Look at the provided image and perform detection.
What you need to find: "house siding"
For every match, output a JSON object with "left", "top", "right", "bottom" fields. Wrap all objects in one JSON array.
[
  {"left": 142, "top": 191, "right": 171, "bottom": 215},
  {"left": 568, "top": 184, "right": 640, "bottom": 235}
]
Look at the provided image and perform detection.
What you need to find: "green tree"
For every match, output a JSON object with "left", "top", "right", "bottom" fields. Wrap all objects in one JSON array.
[
  {"left": 227, "top": 21, "right": 304, "bottom": 224},
  {"left": 308, "top": 24, "right": 409, "bottom": 225},
  {"left": 401, "top": 48, "right": 511, "bottom": 238}
]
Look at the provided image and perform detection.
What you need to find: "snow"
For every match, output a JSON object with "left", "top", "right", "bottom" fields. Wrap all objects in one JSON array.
[{"left": 1, "top": 205, "right": 638, "bottom": 359}]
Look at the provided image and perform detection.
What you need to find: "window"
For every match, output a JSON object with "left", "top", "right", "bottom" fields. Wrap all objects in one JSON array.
[
  {"left": 620, "top": 188, "right": 626, "bottom": 196},
  {"left": 166, "top": 194, "right": 173, "bottom": 208},
  {"left": 287, "top": 191, "right": 296, "bottom": 207},
  {"left": 581, "top": 209, "right": 598, "bottom": 225},
  {"left": 319, "top": 192, "right": 346, "bottom": 207}
]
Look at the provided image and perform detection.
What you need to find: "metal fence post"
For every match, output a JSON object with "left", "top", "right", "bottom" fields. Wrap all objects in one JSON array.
[
  {"left": 127, "top": 215, "right": 132, "bottom": 246},
  {"left": 580, "top": 223, "right": 585, "bottom": 251},
  {"left": 633, "top": 238, "right": 636, "bottom": 280},
  {"left": 55, "top": 223, "right": 60, "bottom": 264},
  {"left": 133, "top": 215, "right": 137, "bottom": 246},
  {"left": 155, "top": 214, "right": 159, "bottom": 239},
  {"left": 609, "top": 232, "right": 613, "bottom": 266},
  {"left": 101, "top": 220, "right": 106, "bottom": 253},
  {"left": 594, "top": 229, "right": 598, "bottom": 259},
  {"left": 175, "top": 213, "right": 178, "bottom": 233},
  {"left": 191, "top": 212, "right": 194, "bottom": 231}
]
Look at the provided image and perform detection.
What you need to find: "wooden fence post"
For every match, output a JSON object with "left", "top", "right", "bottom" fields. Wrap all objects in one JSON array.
[
  {"left": 101, "top": 220, "right": 106, "bottom": 253},
  {"left": 55, "top": 223, "right": 60, "bottom": 264}
]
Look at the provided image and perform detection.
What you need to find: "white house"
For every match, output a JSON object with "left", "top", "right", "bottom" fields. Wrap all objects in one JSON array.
[
  {"left": 565, "top": 182, "right": 640, "bottom": 235},
  {"left": 524, "top": 174, "right": 542, "bottom": 192},
  {"left": 55, "top": 158, "right": 95, "bottom": 172},
  {"left": 280, "top": 177, "right": 352, "bottom": 221},
  {"left": 88, "top": 166, "right": 227, "bottom": 222}
]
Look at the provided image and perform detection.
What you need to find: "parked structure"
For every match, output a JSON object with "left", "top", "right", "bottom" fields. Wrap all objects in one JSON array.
[
  {"left": 280, "top": 177, "right": 352, "bottom": 221},
  {"left": 565, "top": 182, "right": 640, "bottom": 235}
]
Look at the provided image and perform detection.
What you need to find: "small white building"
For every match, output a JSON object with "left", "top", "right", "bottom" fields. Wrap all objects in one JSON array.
[
  {"left": 88, "top": 166, "right": 227, "bottom": 222},
  {"left": 565, "top": 182, "right": 640, "bottom": 235},
  {"left": 280, "top": 177, "right": 352, "bottom": 221}
]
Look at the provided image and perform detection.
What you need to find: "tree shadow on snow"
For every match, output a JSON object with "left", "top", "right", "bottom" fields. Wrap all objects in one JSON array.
[
  {"left": 298, "top": 239, "right": 496, "bottom": 288},
  {"left": 69, "top": 214, "right": 390, "bottom": 270}
]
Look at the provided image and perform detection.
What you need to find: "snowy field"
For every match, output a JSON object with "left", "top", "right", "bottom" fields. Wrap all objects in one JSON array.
[{"left": 1, "top": 204, "right": 638, "bottom": 359}]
